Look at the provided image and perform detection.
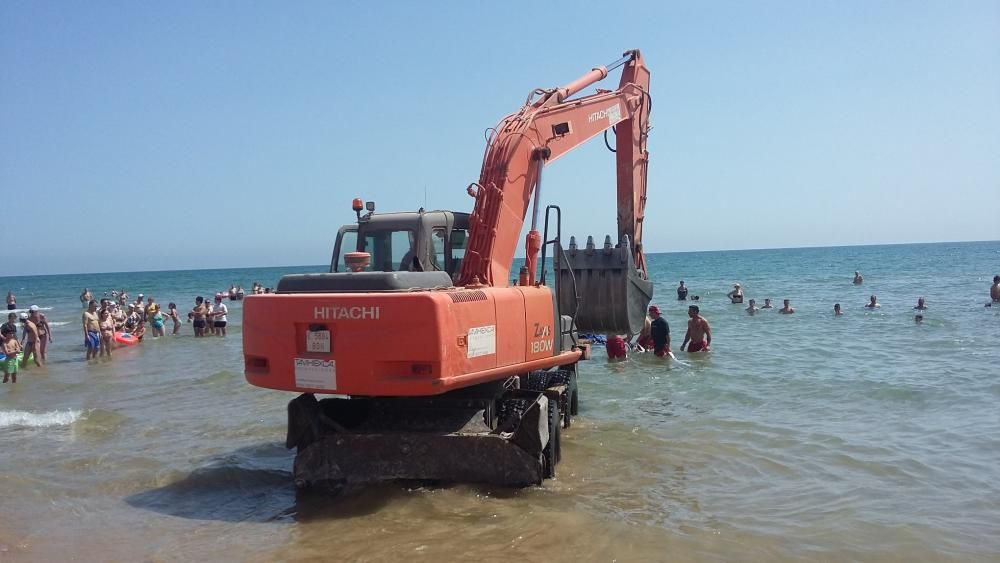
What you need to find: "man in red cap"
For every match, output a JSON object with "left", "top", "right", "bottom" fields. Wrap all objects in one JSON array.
[{"left": 648, "top": 305, "right": 670, "bottom": 357}]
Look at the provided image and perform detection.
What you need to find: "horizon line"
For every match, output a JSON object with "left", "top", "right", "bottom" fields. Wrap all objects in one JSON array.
[{"left": 2, "top": 238, "right": 996, "bottom": 279}]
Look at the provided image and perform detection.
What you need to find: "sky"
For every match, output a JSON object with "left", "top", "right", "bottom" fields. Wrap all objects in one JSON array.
[{"left": 2, "top": 1, "right": 998, "bottom": 275}]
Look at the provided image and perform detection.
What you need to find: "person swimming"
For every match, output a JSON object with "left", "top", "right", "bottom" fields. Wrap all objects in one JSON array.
[
  {"left": 865, "top": 295, "right": 880, "bottom": 309},
  {"left": 853, "top": 271, "right": 863, "bottom": 285},
  {"left": 834, "top": 303, "right": 843, "bottom": 316},
  {"left": 761, "top": 298, "right": 773, "bottom": 309},
  {"left": 745, "top": 299, "right": 758, "bottom": 314},
  {"left": 914, "top": 297, "right": 927, "bottom": 310},
  {"left": 779, "top": 299, "right": 795, "bottom": 314}
]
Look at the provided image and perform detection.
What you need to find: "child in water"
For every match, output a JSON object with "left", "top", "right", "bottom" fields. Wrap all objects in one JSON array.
[{"left": 2, "top": 327, "right": 22, "bottom": 383}]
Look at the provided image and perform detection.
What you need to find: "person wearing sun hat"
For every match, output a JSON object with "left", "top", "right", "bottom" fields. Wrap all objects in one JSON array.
[{"left": 727, "top": 283, "right": 744, "bottom": 304}]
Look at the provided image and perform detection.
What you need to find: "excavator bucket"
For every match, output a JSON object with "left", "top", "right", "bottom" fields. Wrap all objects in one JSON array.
[{"left": 555, "top": 234, "right": 653, "bottom": 336}]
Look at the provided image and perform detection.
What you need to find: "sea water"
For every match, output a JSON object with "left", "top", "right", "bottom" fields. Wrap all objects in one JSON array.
[{"left": 0, "top": 241, "right": 997, "bottom": 561}]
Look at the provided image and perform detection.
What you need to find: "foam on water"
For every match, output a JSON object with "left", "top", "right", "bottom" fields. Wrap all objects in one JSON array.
[
  {"left": 0, "top": 409, "right": 83, "bottom": 428},
  {"left": 3, "top": 306, "right": 54, "bottom": 313}
]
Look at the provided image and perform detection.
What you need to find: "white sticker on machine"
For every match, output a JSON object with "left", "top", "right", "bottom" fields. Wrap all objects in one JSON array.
[
  {"left": 294, "top": 358, "right": 336, "bottom": 390},
  {"left": 467, "top": 325, "right": 496, "bottom": 358},
  {"left": 607, "top": 103, "right": 622, "bottom": 125},
  {"left": 306, "top": 330, "right": 330, "bottom": 353}
]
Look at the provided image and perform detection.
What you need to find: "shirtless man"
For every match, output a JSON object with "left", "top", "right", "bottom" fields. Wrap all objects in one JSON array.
[
  {"left": 636, "top": 314, "right": 654, "bottom": 351},
  {"left": 28, "top": 305, "right": 51, "bottom": 364},
  {"left": 865, "top": 295, "right": 880, "bottom": 309},
  {"left": 779, "top": 299, "right": 795, "bottom": 314},
  {"left": 82, "top": 300, "right": 101, "bottom": 360},
  {"left": 991, "top": 275, "right": 1000, "bottom": 305},
  {"left": 834, "top": 303, "right": 843, "bottom": 316},
  {"left": 745, "top": 299, "right": 758, "bottom": 314},
  {"left": 191, "top": 296, "right": 208, "bottom": 337},
  {"left": 727, "top": 284, "right": 744, "bottom": 304},
  {"left": 19, "top": 313, "right": 42, "bottom": 367},
  {"left": 135, "top": 294, "right": 147, "bottom": 320},
  {"left": 761, "top": 298, "right": 773, "bottom": 309},
  {"left": 606, "top": 334, "right": 628, "bottom": 360},
  {"left": 853, "top": 271, "right": 863, "bottom": 285},
  {"left": 914, "top": 297, "right": 928, "bottom": 311},
  {"left": 681, "top": 305, "right": 711, "bottom": 353}
]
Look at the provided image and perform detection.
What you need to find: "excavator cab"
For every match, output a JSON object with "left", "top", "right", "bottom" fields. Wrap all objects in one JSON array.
[{"left": 330, "top": 207, "right": 470, "bottom": 282}]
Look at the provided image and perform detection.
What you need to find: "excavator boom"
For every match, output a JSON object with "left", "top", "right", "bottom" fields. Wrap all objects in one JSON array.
[{"left": 459, "top": 50, "right": 651, "bottom": 290}]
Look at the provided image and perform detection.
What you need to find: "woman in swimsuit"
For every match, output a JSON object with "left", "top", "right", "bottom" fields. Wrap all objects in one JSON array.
[
  {"left": 727, "top": 284, "right": 744, "bottom": 304},
  {"left": 146, "top": 298, "right": 164, "bottom": 337},
  {"left": 166, "top": 303, "right": 181, "bottom": 335},
  {"left": 29, "top": 307, "right": 52, "bottom": 362},
  {"left": 98, "top": 309, "right": 114, "bottom": 357}
]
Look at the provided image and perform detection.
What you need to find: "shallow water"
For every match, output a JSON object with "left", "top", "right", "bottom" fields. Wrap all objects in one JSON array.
[{"left": 1, "top": 242, "right": 998, "bottom": 561}]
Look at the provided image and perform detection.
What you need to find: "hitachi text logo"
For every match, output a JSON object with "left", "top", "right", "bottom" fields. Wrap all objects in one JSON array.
[
  {"left": 314, "top": 306, "right": 380, "bottom": 320},
  {"left": 588, "top": 103, "right": 622, "bottom": 124}
]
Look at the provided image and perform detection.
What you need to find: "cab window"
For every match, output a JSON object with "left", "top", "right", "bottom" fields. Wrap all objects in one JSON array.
[
  {"left": 358, "top": 230, "right": 415, "bottom": 272},
  {"left": 449, "top": 229, "right": 468, "bottom": 275},
  {"left": 334, "top": 230, "right": 357, "bottom": 272}
]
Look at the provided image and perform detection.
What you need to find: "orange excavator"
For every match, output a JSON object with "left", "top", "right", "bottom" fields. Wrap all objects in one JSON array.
[{"left": 243, "top": 50, "right": 652, "bottom": 490}]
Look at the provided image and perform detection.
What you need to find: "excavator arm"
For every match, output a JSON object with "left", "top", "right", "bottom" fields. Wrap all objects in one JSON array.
[{"left": 459, "top": 50, "right": 652, "bottom": 288}]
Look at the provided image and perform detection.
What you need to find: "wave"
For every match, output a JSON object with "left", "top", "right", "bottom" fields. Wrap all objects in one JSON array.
[
  {"left": 48, "top": 321, "right": 72, "bottom": 326},
  {"left": 4, "top": 306, "right": 55, "bottom": 314},
  {"left": 0, "top": 409, "right": 83, "bottom": 428}
]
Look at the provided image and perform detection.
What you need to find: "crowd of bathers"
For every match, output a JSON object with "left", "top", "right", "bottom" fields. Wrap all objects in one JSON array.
[
  {"left": 602, "top": 272, "right": 1000, "bottom": 362},
  {"left": 0, "top": 286, "right": 240, "bottom": 382},
  {"left": 78, "top": 289, "right": 182, "bottom": 360},
  {"left": 77, "top": 287, "right": 233, "bottom": 360},
  {"left": 2, "top": 304, "right": 51, "bottom": 383}
]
